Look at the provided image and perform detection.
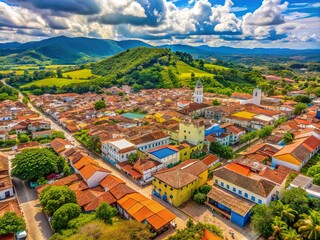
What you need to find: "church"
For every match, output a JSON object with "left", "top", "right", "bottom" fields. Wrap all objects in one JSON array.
[{"left": 178, "top": 79, "right": 211, "bottom": 116}]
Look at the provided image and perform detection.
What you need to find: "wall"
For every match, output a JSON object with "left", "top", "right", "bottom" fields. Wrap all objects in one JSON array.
[
  {"left": 178, "top": 123, "right": 205, "bottom": 145},
  {"left": 85, "top": 171, "right": 108, "bottom": 188},
  {"left": 231, "top": 211, "right": 250, "bottom": 227},
  {"left": 0, "top": 187, "right": 14, "bottom": 200},
  {"left": 136, "top": 137, "right": 169, "bottom": 152}
]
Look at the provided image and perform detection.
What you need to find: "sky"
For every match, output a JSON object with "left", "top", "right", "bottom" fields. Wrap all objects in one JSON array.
[{"left": 0, "top": 0, "right": 319, "bottom": 49}]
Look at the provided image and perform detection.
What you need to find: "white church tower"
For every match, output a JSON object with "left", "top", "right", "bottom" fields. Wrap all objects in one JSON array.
[
  {"left": 194, "top": 78, "right": 203, "bottom": 103},
  {"left": 252, "top": 87, "right": 262, "bottom": 105}
]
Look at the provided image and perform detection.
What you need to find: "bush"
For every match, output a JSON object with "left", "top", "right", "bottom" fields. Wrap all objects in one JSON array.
[
  {"left": 199, "top": 185, "right": 212, "bottom": 195},
  {"left": 96, "top": 202, "right": 118, "bottom": 224},
  {"left": 193, "top": 192, "right": 207, "bottom": 204},
  {"left": 0, "top": 212, "right": 26, "bottom": 236},
  {"left": 51, "top": 203, "right": 81, "bottom": 232}
]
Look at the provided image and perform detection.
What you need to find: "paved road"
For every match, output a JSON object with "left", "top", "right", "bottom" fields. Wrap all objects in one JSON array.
[{"left": 12, "top": 178, "right": 53, "bottom": 240}]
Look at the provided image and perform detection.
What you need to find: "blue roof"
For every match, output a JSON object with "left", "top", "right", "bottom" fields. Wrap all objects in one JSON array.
[{"left": 149, "top": 147, "right": 177, "bottom": 159}]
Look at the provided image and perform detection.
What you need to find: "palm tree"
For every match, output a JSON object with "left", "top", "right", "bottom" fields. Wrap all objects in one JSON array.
[
  {"left": 280, "top": 228, "right": 300, "bottom": 240},
  {"left": 271, "top": 216, "right": 288, "bottom": 240},
  {"left": 294, "top": 210, "right": 320, "bottom": 240},
  {"left": 281, "top": 205, "right": 298, "bottom": 224}
]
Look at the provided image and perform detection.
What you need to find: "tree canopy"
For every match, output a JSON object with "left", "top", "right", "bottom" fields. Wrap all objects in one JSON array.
[
  {"left": 0, "top": 212, "right": 26, "bottom": 236},
  {"left": 283, "top": 131, "right": 295, "bottom": 145},
  {"left": 94, "top": 99, "right": 106, "bottom": 110},
  {"left": 11, "top": 148, "right": 64, "bottom": 181},
  {"left": 39, "top": 185, "right": 77, "bottom": 215},
  {"left": 51, "top": 203, "right": 81, "bottom": 232},
  {"left": 95, "top": 202, "right": 118, "bottom": 224},
  {"left": 293, "top": 102, "right": 308, "bottom": 115},
  {"left": 209, "top": 141, "right": 234, "bottom": 159}
]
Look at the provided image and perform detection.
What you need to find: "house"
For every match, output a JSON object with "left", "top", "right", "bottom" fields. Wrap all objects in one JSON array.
[
  {"left": 129, "top": 131, "right": 169, "bottom": 152},
  {"left": 0, "top": 175, "right": 14, "bottom": 200},
  {"left": 27, "top": 120, "right": 51, "bottom": 132},
  {"left": 213, "top": 163, "right": 280, "bottom": 205},
  {"left": 206, "top": 186, "right": 254, "bottom": 227},
  {"left": 205, "top": 132, "right": 230, "bottom": 146},
  {"left": 178, "top": 119, "right": 205, "bottom": 146},
  {"left": 178, "top": 102, "right": 211, "bottom": 117},
  {"left": 0, "top": 131, "right": 8, "bottom": 141},
  {"left": 32, "top": 130, "right": 53, "bottom": 139},
  {"left": 152, "top": 159, "right": 208, "bottom": 206},
  {"left": 101, "top": 138, "right": 136, "bottom": 165},
  {"left": 272, "top": 136, "right": 320, "bottom": 171},
  {"left": 224, "top": 125, "right": 246, "bottom": 145},
  {"left": 117, "top": 192, "right": 176, "bottom": 234},
  {"left": 168, "top": 142, "right": 200, "bottom": 162},
  {"left": 0, "top": 113, "right": 12, "bottom": 121},
  {"left": 148, "top": 146, "right": 179, "bottom": 167},
  {"left": 133, "top": 157, "right": 164, "bottom": 183},
  {"left": 288, "top": 174, "right": 320, "bottom": 199},
  {"left": 201, "top": 154, "right": 220, "bottom": 168},
  {"left": 231, "top": 92, "right": 253, "bottom": 105},
  {"left": 78, "top": 163, "right": 110, "bottom": 188},
  {"left": 51, "top": 138, "right": 73, "bottom": 154}
]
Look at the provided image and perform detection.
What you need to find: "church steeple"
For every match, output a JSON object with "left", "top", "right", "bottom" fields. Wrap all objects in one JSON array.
[{"left": 194, "top": 78, "right": 203, "bottom": 103}]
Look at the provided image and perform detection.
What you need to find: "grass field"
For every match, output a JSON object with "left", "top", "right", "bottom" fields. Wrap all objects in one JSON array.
[
  {"left": 0, "top": 70, "right": 25, "bottom": 75},
  {"left": 1, "top": 65, "right": 74, "bottom": 75},
  {"left": 176, "top": 61, "right": 213, "bottom": 80},
  {"left": 63, "top": 69, "right": 93, "bottom": 79},
  {"left": 21, "top": 78, "right": 89, "bottom": 87},
  {"left": 204, "top": 63, "right": 229, "bottom": 70}
]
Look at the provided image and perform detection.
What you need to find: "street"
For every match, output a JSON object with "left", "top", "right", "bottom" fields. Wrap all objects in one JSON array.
[{"left": 12, "top": 178, "right": 53, "bottom": 240}]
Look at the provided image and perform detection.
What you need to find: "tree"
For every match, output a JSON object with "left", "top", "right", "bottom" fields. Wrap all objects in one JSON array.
[
  {"left": 281, "top": 228, "right": 300, "bottom": 240},
  {"left": 294, "top": 95, "right": 311, "bottom": 104},
  {"left": 51, "top": 203, "right": 81, "bottom": 232},
  {"left": 56, "top": 68, "right": 63, "bottom": 78},
  {"left": 314, "top": 173, "right": 320, "bottom": 186},
  {"left": 18, "top": 134, "right": 30, "bottom": 143},
  {"left": 193, "top": 192, "right": 207, "bottom": 204},
  {"left": 95, "top": 202, "right": 118, "bottom": 224},
  {"left": 294, "top": 210, "right": 320, "bottom": 240},
  {"left": 271, "top": 216, "right": 288, "bottom": 240},
  {"left": 0, "top": 212, "right": 26, "bottom": 236},
  {"left": 258, "top": 126, "right": 274, "bottom": 139},
  {"left": 281, "top": 205, "right": 298, "bottom": 224},
  {"left": 51, "top": 131, "right": 65, "bottom": 139},
  {"left": 94, "top": 100, "right": 106, "bottom": 111},
  {"left": 22, "top": 96, "right": 28, "bottom": 104},
  {"left": 293, "top": 102, "right": 307, "bottom": 115},
  {"left": 186, "top": 218, "right": 194, "bottom": 228},
  {"left": 212, "top": 99, "right": 220, "bottom": 106},
  {"left": 209, "top": 142, "right": 234, "bottom": 159},
  {"left": 281, "top": 188, "right": 310, "bottom": 214},
  {"left": 199, "top": 185, "right": 212, "bottom": 195},
  {"left": 283, "top": 132, "right": 294, "bottom": 145},
  {"left": 128, "top": 153, "right": 139, "bottom": 165},
  {"left": 39, "top": 185, "right": 77, "bottom": 215},
  {"left": 11, "top": 148, "right": 61, "bottom": 181},
  {"left": 307, "top": 165, "right": 320, "bottom": 178},
  {"left": 275, "top": 117, "right": 288, "bottom": 127},
  {"left": 251, "top": 204, "right": 274, "bottom": 238}
]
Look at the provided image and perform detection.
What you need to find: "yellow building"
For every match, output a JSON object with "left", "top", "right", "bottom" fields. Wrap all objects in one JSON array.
[
  {"left": 152, "top": 111, "right": 183, "bottom": 123},
  {"left": 169, "top": 143, "right": 203, "bottom": 161},
  {"left": 178, "top": 119, "right": 205, "bottom": 146},
  {"left": 152, "top": 159, "right": 208, "bottom": 207}
]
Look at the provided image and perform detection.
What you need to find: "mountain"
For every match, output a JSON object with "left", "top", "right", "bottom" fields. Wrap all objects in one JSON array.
[
  {"left": 0, "top": 42, "right": 21, "bottom": 49},
  {"left": 0, "top": 36, "right": 152, "bottom": 64}
]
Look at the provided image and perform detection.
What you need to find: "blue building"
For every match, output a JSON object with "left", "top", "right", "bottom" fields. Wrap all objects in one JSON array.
[
  {"left": 205, "top": 123, "right": 225, "bottom": 137},
  {"left": 206, "top": 186, "right": 254, "bottom": 227}
]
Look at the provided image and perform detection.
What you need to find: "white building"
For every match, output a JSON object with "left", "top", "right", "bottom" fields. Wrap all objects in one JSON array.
[
  {"left": 129, "top": 131, "right": 169, "bottom": 153},
  {"left": 288, "top": 174, "right": 320, "bottom": 199},
  {"left": 0, "top": 176, "right": 14, "bottom": 200},
  {"left": 148, "top": 146, "right": 179, "bottom": 167},
  {"left": 102, "top": 138, "right": 136, "bottom": 165},
  {"left": 252, "top": 87, "right": 262, "bottom": 105},
  {"left": 194, "top": 79, "right": 203, "bottom": 104}
]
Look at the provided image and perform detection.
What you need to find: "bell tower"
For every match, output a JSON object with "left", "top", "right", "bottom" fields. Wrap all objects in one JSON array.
[{"left": 194, "top": 78, "right": 203, "bottom": 103}]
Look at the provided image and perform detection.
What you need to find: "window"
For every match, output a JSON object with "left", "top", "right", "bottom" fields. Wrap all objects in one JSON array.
[
  {"left": 244, "top": 193, "right": 248, "bottom": 198},
  {"left": 170, "top": 188, "right": 173, "bottom": 191},
  {"left": 226, "top": 184, "right": 230, "bottom": 189},
  {"left": 238, "top": 190, "right": 242, "bottom": 195},
  {"left": 258, "top": 199, "right": 262, "bottom": 204},
  {"left": 164, "top": 184, "right": 167, "bottom": 188},
  {"left": 215, "top": 179, "right": 218, "bottom": 184},
  {"left": 233, "top": 187, "right": 236, "bottom": 192},
  {"left": 251, "top": 196, "right": 255, "bottom": 201},
  {"left": 220, "top": 182, "right": 224, "bottom": 187},
  {"left": 159, "top": 180, "right": 162, "bottom": 184}
]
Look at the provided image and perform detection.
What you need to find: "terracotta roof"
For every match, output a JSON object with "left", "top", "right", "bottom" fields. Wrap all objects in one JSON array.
[
  {"left": 75, "top": 189, "right": 97, "bottom": 207},
  {"left": 225, "top": 163, "right": 251, "bottom": 176},
  {"left": 109, "top": 184, "right": 136, "bottom": 200},
  {"left": 153, "top": 159, "right": 208, "bottom": 189},
  {"left": 0, "top": 152, "right": 9, "bottom": 171},
  {"left": 207, "top": 186, "right": 254, "bottom": 216},
  {"left": 203, "top": 229, "right": 223, "bottom": 240},
  {"left": 259, "top": 166, "right": 291, "bottom": 185},
  {"left": 17, "top": 141, "right": 39, "bottom": 150},
  {"left": 201, "top": 154, "right": 219, "bottom": 166},
  {"left": 117, "top": 193, "right": 176, "bottom": 230},
  {"left": 73, "top": 156, "right": 96, "bottom": 170},
  {"left": 0, "top": 199, "right": 22, "bottom": 217},
  {"left": 133, "top": 157, "right": 162, "bottom": 173},
  {"left": 214, "top": 167, "right": 276, "bottom": 197},
  {"left": 231, "top": 92, "right": 252, "bottom": 100},
  {"left": 51, "top": 138, "right": 71, "bottom": 153},
  {"left": 79, "top": 163, "right": 110, "bottom": 181},
  {"left": 99, "top": 174, "right": 125, "bottom": 190},
  {"left": 129, "top": 131, "right": 168, "bottom": 145},
  {"left": 36, "top": 174, "right": 83, "bottom": 193},
  {"left": 225, "top": 125, "right": 245, "bottom": 134},
  {"left": 84, "top": 192, "right": 117, "bottom": 212}
]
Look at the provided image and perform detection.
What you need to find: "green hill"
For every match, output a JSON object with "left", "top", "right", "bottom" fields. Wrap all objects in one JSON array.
[{"left": 91, "top": 47, "right": 220, "bottom": 89}]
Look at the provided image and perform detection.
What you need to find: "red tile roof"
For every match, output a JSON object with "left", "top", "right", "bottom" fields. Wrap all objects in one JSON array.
[{"left": 202, "top": 154, "right": 219, "bottom": 166}]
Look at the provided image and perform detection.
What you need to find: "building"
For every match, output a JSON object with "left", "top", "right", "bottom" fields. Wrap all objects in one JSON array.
[
  {"left": 252, "top": 87, "right": 262, "bottom": 105},
  {"left": 152, "top": 159, "right": 208, "bottom": 206},
  {"left": 213, "top": 163, "right": 280, "bottom": 205},
  {"left": 101, "top": 138, "right": 136, "bottom": 165},
  {"left": 272, "top": 136, "right": 320, "bottom": 171},
  {"left": 178, "top": 119, "right": 205, "bottom": 146},
  {"left": 117, "top": 193, "right": 176, "bottom": 234},
  {"left": 148, "top": 146, "right": 179, "bottom": 167},
  {"left": 194, "top": 79, "right": 204, "bottom": 103},
  {"left": 206, "top": 186, "right": 254, "bottom": 227},
  {"left": 129, "top": 131, "right": 169, "bottom": 152},
  {"left": 224, "top": 124, "right": 246, "bottom": 145},
  {"left": 288, "top": 174, "right": 320, "bottom": 199},
  {"left": 201, "top": 154, "right": 220, "bottom": 168}
]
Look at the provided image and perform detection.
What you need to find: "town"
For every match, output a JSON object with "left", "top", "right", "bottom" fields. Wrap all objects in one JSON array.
[{"left": 0, "top": 78, "right": 319, "bottom": 240}]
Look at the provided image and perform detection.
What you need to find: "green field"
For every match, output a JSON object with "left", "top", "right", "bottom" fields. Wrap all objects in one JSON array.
[
  {"left": 176, "top": 61, "right": 213, "bottom": 80},
  {"left": 0, "top": 70, "right": 25, "bottom": 75},
  {"left": 204, "top": 63, "right": 229, "bottom": 70},
  {"left": 0, "top": 65, "right": 74, "bottom": 75},
  {"left": 21, "top": 78, "right": 89, "bottom": 87},
  {"left": 63, "top": 69, "right": 93, "bottom": 79}
]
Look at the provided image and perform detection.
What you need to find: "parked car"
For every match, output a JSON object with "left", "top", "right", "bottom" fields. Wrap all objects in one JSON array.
[{"left": 15, "top": 230, "right": 27, "bottom": 240}]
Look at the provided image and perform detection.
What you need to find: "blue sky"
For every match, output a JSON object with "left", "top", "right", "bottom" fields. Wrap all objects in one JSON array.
[{"left": 0, "top": 0, "right": 319, "bottom": 48}]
